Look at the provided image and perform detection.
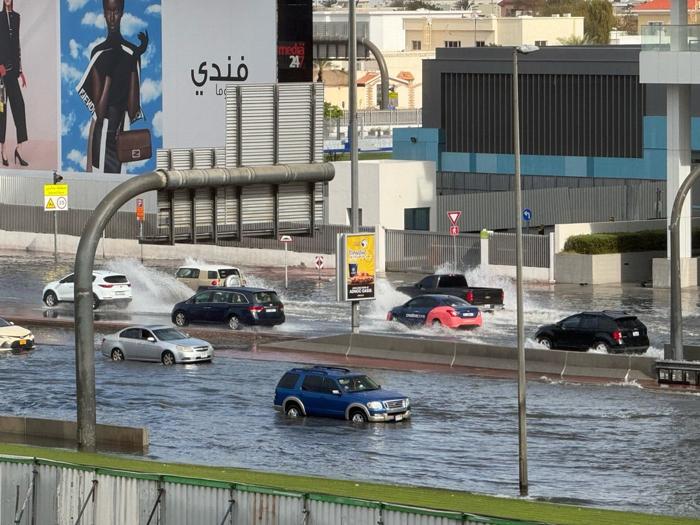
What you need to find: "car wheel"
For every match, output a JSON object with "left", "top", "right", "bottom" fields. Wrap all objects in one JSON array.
[
  {"left": 285, "top": 403, "right": 303, "bottom": 418},
  {"left": 349, "top": 409, "right": 368, "bottom": 423},
  {"left": 115, "top": 301, "right": 130, "bottom": 310},
  {"left": 110, "top": 348, "right": 124, "bottom": 361},
  {"left": 161, "top": 351, "right": 176, "bottom": 366},
  {"left": 227, "top": 315, "right": 241, "bottom": 331},
  {"left": 431, "top": 319, "right": 442, "bottom": 327},
  {"left": 538, "top": 337, "right": 552, "bottom": 349},
  {"left": 593, "top": 341, "right": 610, "bottom": 353},
  {"left": 43, "top": 291, "right": 58, "bottom": 308},
  {"left": 92, "top": 294, "right": 100, "bottom": 310},
  {"left": 173, "top": 311, "right": 188, "bottom": 327}
]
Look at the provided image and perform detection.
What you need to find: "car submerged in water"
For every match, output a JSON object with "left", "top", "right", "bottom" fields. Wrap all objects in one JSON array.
[{"left": 387, "top": 294, "right": 482, "bottom": 329}]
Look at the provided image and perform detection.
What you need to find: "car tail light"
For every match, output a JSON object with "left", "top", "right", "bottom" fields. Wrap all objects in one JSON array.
[
  {"left": 465, "top": 291, "right": 474, "bottom": 303},
  {"left": 447, "top": 308, "right": 459, "bottom": 317},
  {"left": 98, "top": 284, "right": 113, "bottom": 288},
  {"left": 249, "top": 306, "right": 264, "bottom": 312},
  {"left": 386, "top": 312, "right": 393, "bottom": 321},
  {"left": 612, "top": 330, "right": 623, "bottom": 344}
]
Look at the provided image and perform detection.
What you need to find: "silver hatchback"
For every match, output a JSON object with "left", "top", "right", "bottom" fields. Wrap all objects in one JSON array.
[{"left": 100, "top": 325, "right": 213, "bottom": 365}]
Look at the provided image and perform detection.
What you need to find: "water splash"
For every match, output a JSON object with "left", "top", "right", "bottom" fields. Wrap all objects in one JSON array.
[{"left": 105, "top": 259, "right": 192, "bottom": 314}]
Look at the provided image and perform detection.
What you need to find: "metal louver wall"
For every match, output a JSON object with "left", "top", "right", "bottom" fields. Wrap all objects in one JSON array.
[
  {"left": 279, "top": 182, "right": 312, "bottom": 226},
  {"left": 225, "top": 82, "right": 324, "bottom": 167},
  {"left": 241, "top": 184, "right": 275, "bottom": 233}
]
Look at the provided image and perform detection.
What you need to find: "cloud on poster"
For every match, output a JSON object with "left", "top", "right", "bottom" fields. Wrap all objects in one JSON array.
[{"left": 67, "top": 0, "right": 89, "bottom": 12}]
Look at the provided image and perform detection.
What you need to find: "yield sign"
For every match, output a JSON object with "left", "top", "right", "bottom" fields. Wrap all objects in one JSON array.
[{"left": 447, "top": 210, "right": 461, "bottom": 225}]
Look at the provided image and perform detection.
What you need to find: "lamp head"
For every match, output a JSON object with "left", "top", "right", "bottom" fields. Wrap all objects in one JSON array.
[{"left": 516, "top": 44, "right": 540, "bottom": 55}]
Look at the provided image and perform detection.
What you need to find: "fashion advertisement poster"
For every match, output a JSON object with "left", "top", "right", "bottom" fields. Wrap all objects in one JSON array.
[
  {"left": 0, "top": 0, "right": 59, "bottom": 171},
  {"left": 60, "top": 0, "right": 162, "bottom": 174}
]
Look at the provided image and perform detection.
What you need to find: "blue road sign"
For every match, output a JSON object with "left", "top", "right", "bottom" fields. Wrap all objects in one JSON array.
[{"left": 522, "top": 208, "right": 532, "bottom": 222}]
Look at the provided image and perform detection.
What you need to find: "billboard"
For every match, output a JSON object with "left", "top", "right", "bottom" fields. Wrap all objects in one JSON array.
[
  {"left": 162, "top": 0, "right": 276, "bottom": 149},
  {"left": 60, "top": 0, "right": 162, "bottom": 174},
  {"left": 277, "top": 0, "right": 313, "bottom": 83},
  {"left": 337, "top": 233, "right": 376, "bottom": 302}
]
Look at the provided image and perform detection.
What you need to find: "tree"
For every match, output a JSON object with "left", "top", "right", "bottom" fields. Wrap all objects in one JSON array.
[
  {"left": 584, "top": 0, "right": 616, "bottom": 44},
  {"left": 540, "top": 0, "right": 586, "bottom": 18},
  {"left": 323, "top": 102, "right": 343, "bottom": 119},
  {"left": 454, "top": 0, "right": 474, "bottom": 9},
  {"left": 314, "top": 58, "right": 333, "bottom": 83},
  {"left": 557, "top": 34, "right": 593, "bottom": 45},
  {"left": 390, "top": 0, "right": 442, "bottom": 9}
]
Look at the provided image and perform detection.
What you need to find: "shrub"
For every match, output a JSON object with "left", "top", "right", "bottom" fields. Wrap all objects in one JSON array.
[{"left": 563, "top": 230, "right": 667, "bottom": 254}]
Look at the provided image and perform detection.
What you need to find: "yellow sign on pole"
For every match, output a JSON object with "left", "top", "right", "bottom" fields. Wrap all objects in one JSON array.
[
  {"left": 44, "top": 184, "right": 68, "bottom": 197},
  {"left": 338, "top": 233, "right": 376, "bottom": 301}
]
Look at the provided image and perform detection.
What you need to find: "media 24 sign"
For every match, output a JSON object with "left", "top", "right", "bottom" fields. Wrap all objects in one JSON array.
[{"left": 336, "top": 233, "right": 376, "bottom": 302}]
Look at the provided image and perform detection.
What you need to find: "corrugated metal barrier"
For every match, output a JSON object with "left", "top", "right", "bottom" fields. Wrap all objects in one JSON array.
[
  {"left": 489, "top": 233, "right": 550, "bottom": 268},
  {"left": 0, "top": 456, "right": 537, "bottom": 525},
  {"left": 386, "top": 230, "right": 481, "bottom": 272}
]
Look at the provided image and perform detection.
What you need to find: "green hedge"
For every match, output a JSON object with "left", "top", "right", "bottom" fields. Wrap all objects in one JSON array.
[{"left": 563, "top": 229, "right": 700, "bottom": 254}]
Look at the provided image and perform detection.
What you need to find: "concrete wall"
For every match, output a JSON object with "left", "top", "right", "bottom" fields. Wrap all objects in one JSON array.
[
  {"left": 555, "top": 251, "right": 663, "bottom": 284},
  {"left": 328, "top": 160, "right": 437, "bottom": 231},
  {"left": 263, "top": 333, "right": 657, "bottom": 382},
  {"left": 0, "top": 230, "right": 337, "bottom": 269},
  {"left": 0, "top": 415, "right": 147, "bottom": 452}
]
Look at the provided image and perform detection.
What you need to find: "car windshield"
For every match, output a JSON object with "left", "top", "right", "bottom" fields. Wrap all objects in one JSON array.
[
  {"left": 0, "top": 318, "right": 10, "bottom": 327},
  {"left": 337, "top": 375, "right": 380, "bottom": 392},
  {"left": 103, "top": 275, "right": 128, "bottom": 284},
  {"left": 153, "top": 328, "right": 188, "bottom": 341},
  {"left": 615, "top": 317, "right": 641, "bottom": 330},
  {"left": 442, "top": 297, "right": 469, "bottom": 307},
  {"left": 254, "top": 291, "right": 280, "bottom": 304}
]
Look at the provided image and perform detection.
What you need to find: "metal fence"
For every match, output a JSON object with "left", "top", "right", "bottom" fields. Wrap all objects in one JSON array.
[
  {"left": 1, "top": 456, "right": 535, "bottom": 525},
  {"left": 489, "top": 232, "right": 551, "bottom": 268},
  {"left": 329, "top": 109, "right": 422, "bottom": 128},
  {"left": 437, "top": 180, "right": 666, "bottom": 233},
  {"left": 386, "top": 229, "right": 481, "bottom": 272}
]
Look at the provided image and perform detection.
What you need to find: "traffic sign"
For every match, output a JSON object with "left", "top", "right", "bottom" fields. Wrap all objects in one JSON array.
[
  {"left": 447, "top": 210, "right": 461, "bottom": 225},
  {"left": 136, "top": 198, "right": 145, "bottom": 222},
  {"left": 45, "top": 195, "right": 68, "bottom": 211},
  {"left": 449, "top": 225, "right": 459, "bottom": 236},
  {"left": 280, "top": 235, "right": 293, "bottom": 242},
  {"left": 44, "top": 184, "right": 68, "bottom": 198},
  {"left": 522, "top": 208, "right": 532, "bottom": 222},
  {"left": 314, "top": 255, "right": 324, "bottom": 270}
]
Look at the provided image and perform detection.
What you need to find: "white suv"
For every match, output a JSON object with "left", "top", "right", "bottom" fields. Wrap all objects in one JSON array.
[{"left": 43, "top": 271, "right": 132, "bottom": 310}]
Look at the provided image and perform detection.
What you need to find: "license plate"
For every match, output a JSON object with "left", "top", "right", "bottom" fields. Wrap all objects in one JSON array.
[
  {"left": 394, "top": 414, "right": 403, "bottom": 421},
  {"left": 116, "top": 291, "right": 126, "bottom": 295},
  {"left": 462, "top": 312, "right": 474, "bottom": 317},
  {"left": 19, "top": 339, "right": 26, "bottom": 346},
  {"left": 266, "top": 308, "right": 277, "bottom": 313},
  {"left": 633, "top": 331, "right": 639, "bottom": 337}
]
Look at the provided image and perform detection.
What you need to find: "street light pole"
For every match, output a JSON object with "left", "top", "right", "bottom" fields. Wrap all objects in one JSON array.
[
  {"left": 512, "top": 44, "right": 538, "bottom": 498},
  {"left": 349, "top": 0, "right": 360, "bottom": 334}
]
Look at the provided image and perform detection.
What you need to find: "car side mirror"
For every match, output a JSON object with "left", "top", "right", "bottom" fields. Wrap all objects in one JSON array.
[
  {"left": 147, "top": 337, "right": 156, "bottom": 343},
  {"left": 331, "top": 389, "right": 342, "bottom": 396},
  {"left": 9, "top": 322, "right": 13, "bottom": 325}
]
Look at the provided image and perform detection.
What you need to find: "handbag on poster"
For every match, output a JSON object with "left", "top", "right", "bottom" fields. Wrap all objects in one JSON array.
[
  {"left": 115, "top": 128, "right": 152, "bottom": 163},
  {"left": 0, "top": 79, "right": 6, "bottom": 113}
]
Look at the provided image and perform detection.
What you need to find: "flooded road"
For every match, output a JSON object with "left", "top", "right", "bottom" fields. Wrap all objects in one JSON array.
[{"left": 1, "top": 250, "right": 700, "bottom": 517}]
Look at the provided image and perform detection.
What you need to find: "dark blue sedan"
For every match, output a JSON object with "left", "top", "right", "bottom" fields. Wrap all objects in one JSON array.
[
  {"left": 388, "top": 294, "right": 482, "bottom": 329},
  {"left": 171, "top": 287, "right": 285, "bottom": 330}
]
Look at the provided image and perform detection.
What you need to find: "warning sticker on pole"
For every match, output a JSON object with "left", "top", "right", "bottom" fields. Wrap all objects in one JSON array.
[{"left": 45, "top": 196, "right": 68, "bottom": 211}]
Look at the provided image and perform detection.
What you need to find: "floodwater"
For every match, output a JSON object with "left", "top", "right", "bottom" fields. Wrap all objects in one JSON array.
[{"left": 1, "top": 250, "right": 700, "bottom": 517}]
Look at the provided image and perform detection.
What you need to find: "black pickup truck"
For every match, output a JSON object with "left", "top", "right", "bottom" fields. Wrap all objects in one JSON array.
[{"left": 397, "top": 274, "right": 504, "bottom": 308}]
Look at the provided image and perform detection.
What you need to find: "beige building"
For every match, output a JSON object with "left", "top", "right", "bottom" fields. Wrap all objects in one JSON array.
[
  {"left": 319, "top": 67, "right": 421, "bottom": 110},
  {"left": 633, "top": 0, "right": 700, "bottom": 27},
  {"left": 404, "top": 15, "right": 584, "bottom": 51}
]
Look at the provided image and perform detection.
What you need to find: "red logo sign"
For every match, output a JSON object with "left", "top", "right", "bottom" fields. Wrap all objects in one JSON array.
[
  {"left": 447, "top": 211, "right": 461, "bottom": 225},
  {"left": 315, "top": 255, "right": 324, "bottom": 270},
  {"left": 136, "top": 198, "right": 144, "bottom": 222},
  {"left": 450, "top": 225, "right": 459, "bottom": 236}
]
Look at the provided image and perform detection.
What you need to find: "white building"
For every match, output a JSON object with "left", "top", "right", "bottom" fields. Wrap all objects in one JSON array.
[{"left": 328, "top": 160, "right": 437, "bottom": 230}]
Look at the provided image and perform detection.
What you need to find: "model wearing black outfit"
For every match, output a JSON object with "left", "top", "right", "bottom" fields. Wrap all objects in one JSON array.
[{"left": 0, "top": 0, "right": 27, "bottom": 167}]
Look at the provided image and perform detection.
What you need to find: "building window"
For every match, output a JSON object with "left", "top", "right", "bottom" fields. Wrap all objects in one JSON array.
[
  {"left": 412, "top": 40, "right": 422, "bottom": 50},
  {"left": 476, "top": 40, "right": 486, "bottom": 47},
  {"left": 444, "top": 40, "right": 461, "bottom": 48},
  {"left": 535, "top": 40, "right": 547, "bottom": 47},
  {"left": 347, "top": 208, "right": 363, "bottom": 226},
  {"left": 404, "top": 207, "right": 430, "bottom": 231}
]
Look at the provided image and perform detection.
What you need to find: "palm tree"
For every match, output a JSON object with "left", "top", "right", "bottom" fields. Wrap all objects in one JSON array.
[{"left": 314, "top": 59, "right": 333, "bottom": 82}]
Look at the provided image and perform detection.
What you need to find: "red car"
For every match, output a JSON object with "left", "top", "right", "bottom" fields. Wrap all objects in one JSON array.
[{"left": 388, "top": 294, "right": 482, "bottom": 329}]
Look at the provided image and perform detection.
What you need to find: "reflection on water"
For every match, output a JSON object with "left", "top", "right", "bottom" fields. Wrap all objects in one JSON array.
[{"left": 0, "top": 343, "right": 699, "bottom": 518}]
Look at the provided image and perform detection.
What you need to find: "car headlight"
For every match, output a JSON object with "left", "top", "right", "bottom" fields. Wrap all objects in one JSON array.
[
  {"left": 175, "top": 345, "right": 189, "bottom": 352},
  {"left": 366, "top": 401, "right": 383, "bottom": 411},
  {"left": 405, "top": 398, "right": 410, "bottom": 408}
]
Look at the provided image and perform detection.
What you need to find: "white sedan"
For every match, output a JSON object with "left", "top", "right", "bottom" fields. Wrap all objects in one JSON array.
[
  {"left": 0, "top": 317, "right": 35, "bottom": 352},
  {"left": 100, "top": 325, "right": 213, "bottom": 365}
]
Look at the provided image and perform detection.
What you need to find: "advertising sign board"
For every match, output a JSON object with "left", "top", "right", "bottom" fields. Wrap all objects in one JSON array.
[{"left": 336, "top": 233, "right": 375, "bottom": 302}]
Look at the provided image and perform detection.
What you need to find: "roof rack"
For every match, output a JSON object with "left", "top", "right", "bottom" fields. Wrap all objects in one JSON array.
[{"left": 311, "top": 365, "right": 351, "bottom": 373}]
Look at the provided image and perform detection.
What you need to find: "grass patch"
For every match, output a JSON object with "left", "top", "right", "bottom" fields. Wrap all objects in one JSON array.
[
  {"left": 324, "top": 151, "right": 393, "bottom": 161},
  {"left": 1, "top": 443, "right": 697, "bottom": 525}
]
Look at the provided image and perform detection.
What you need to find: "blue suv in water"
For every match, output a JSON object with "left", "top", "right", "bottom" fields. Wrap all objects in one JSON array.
[{"left": 274, "top": 366, "right": 411, "bottom": 422}]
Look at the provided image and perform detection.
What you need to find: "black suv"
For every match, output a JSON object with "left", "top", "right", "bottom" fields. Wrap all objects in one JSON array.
[
  {"left": 171, "top": 287, "right": 285, "bottom": 330},
  {"left": 535, "top": 311, "right": 649, "bottom": 354}
]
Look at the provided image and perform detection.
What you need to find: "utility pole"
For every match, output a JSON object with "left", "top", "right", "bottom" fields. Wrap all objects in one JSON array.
[
  {"left": 52, "top": 171, "right": 63, "bottom": 263},
  {"left": 349, "top": 0, "right": 360, "bottom": 334}
]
